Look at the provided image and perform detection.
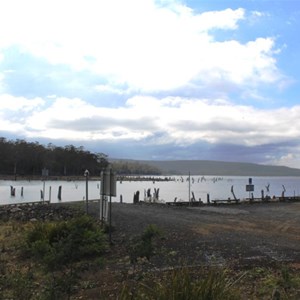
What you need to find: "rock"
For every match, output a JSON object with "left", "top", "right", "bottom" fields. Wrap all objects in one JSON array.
[
  {"left": 10, "top": 207, "right": 22, "bottom": 213},
  {"left": 0, "top": 203, "right": 82, "bottom": 222},
  {"left": 168, "top": 250, "right": 177, "bottom": 257}
]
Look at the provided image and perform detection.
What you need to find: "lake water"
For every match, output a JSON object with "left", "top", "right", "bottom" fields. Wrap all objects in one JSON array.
[{"left": 1, "top": 176, "right": 300, "bottom": 205}]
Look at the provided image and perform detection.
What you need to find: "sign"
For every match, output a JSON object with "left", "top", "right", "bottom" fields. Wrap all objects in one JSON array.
[
  {"left": 246, "top": 184, "right": 254, "bottom": 192},
  {"left": 101, "top": 169, "right": 117, "bottom": 197},
  {"left": 42, "top": 168, "right": 49, "bottom": 176}
]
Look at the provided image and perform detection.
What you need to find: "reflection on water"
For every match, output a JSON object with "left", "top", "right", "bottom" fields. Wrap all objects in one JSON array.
[{"left": 0, "top": 176, "right": 300, "bottom": 205}]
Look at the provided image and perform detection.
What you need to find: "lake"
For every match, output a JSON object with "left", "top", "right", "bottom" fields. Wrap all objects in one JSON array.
[{"left": 1, "top": 175, "right": 300, "bottom": 205}]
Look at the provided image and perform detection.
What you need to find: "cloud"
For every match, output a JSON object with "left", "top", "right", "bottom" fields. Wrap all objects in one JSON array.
[
  {"left": 194, "top": 8, "right": 245, "bottom": 31},
  {"left": 273, "top": 152, "right": 300, "bottom": 168},
  {"left": 0, "top": 94, "right": 45, "bottom": 136},
  {"left": 0, "top": 1, "right": 285, "bottom": 93},
  {"left": 0, "top": 0, "right": 297, "bottom": 167},
  {"left": 0, "top": 94, "right": 44, "bottom": 111},
  {"left": 0, "top": 94, "right": 299, "bottom": 150},
  {"left": 0, "top": 92, "right": 300, "bottom": 167}
]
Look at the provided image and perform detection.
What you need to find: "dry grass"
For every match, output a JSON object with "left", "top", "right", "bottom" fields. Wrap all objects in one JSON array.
[{"left": 2, "top": 202, "right": 300, "bottom": 299}]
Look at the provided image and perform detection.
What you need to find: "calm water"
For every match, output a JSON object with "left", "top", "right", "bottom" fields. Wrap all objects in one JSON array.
[{"left": 1, "top": 176, "right": 300, "bottom": 205}]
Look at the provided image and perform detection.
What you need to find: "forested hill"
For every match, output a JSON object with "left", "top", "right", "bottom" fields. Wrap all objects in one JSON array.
[
  {"left": 133, "top": 160, "right": 300, "bottom": 176},
  {"left": 0, "top": 138, "right": 108, "bottom": 177},
  {"left": 2, "top": 137, "right": 300, "bottom": 177}
]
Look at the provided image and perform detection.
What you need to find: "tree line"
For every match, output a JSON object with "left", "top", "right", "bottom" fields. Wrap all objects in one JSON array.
[
  {"left": 0, "top": 138, "right": 162, "bottom": 177},
  {"left": 0, "top": 137, "right": 108, "bottom": 177},
  {"left": 111, "top": 160, "right": 162, "bottom": 175}
]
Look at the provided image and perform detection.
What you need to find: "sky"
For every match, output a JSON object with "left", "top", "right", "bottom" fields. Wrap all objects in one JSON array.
[{"left": 0, "top": 0, "right": 300, "bottom": 167}]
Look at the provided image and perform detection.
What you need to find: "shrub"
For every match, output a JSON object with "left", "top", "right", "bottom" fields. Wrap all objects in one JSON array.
[
  {"left": 121, "top": 267, "right": 240, "bottom": 300},
  {"left": 129, "top": 224, "right": 161, "bottom": 263},
  {"left": 24, "top": 215, "right": 107, "bottom": 270},
  {"left": 22, "top": 215, "right": 108, "bottom": 299}
]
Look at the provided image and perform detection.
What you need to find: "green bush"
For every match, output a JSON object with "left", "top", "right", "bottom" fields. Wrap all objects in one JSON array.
[
  {"left": 129, "top": 224, "right": 161, "bottom": 263},
  {"left": 0, "top": 267, "right": 34, "bottom": 300},
  {"left": 121, "top": 267, "right": 240, "bottom": 300},
  {"left": 22, "top": 215, "right": 108, "bottom": 299},
  {"left": 25, "top": 215, "right": 107, "bottom": 270}
]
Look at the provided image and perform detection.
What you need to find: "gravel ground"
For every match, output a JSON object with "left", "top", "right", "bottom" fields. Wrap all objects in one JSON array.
[
  {"left": 88, "top": 200, "right": 300, "bottom": 269},
  {"left": 2, "top": 200, "right": 300, "bottom": 298},
  {"left": 3, "top": 200, "right": 299, "bottom": 269}
]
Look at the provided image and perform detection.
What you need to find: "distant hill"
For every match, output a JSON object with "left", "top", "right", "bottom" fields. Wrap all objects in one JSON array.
[{"left": 111, "top": 159, "right": 300, "bottom": 176}]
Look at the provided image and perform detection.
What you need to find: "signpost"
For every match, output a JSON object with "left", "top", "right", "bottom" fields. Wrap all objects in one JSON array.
[
  {"left": 84, "top": 169, "right": 89, "bottom": 213},
  {"left": 100, "top": 168, "right": 116, "bottom": 244},
  {"left": 246, "top": 177, "right": 254, "bottom": 200},
  {"left": 41, "top": 168, "right": 49, "bottom": 203}
]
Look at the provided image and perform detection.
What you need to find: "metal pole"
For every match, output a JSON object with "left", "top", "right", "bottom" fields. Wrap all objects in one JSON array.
[
  {"left": 188, "top": 171, "right": 191, "bottom": 205},
  {"left": 86, "top": 174, "right": 88, "bottom": 213},
  {"left": 99, "top": 176, "right": 101, "bottom": 221},
  {"left": 84, "top": 169, "right": 89, "bottom": 214},
  {"left": 108, "top": 168, "right": 112, "bottom": 243},
  {"left": 101, "top": 171, "right": 104, "bottom": 222},
  {"left": 109, "top": 194, "right": 112, "bottom": 244},
  {"left": 101, "top": 195, "right": 104, "bottom": 222}
]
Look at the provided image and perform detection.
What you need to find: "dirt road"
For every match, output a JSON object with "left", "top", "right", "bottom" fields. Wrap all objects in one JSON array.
[{"left": 89, "top": 201, "right": 300, "bottom": 269}]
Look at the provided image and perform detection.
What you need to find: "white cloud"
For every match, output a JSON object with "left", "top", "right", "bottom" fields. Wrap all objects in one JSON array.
[
  {"left": 0, "top": 94, "right": 44, "bottom": 111},
  {"left": 0, "top": 0, "right": 282, "bottom": 92},
  {"left": 0, "top": 95, "right": 297, "bottom": 148},
  {"left": 194, "top": 8, "right": 245, "bottom": 31},
  {"left": 0, "top": 1, "right": 296, "bottom": 166},
  {"left": 0, "top": 95, "right": 45, "bottom": 135},
  {"left": 251, "top": 11, "right": 263, "bottom": 18},
  {"left": 0, "top": 93, "right": 300, "bottom": 166},
  {"left": 95, "top": 84, "right": 132, "bottom": 95},
  {"left": 0, "top": 73, "right": 4, "bottom": 93},
  {"left": 267, "top": 151, "right": 300, "bottom": 169}
]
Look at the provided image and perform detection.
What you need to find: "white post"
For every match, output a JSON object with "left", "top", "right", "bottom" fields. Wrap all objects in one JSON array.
[
  {"left": 42, "top": 180, "right": 45, "bottom": 203},
  {"left": 84, "top": 170, "right": 89, "bottom": 214}
]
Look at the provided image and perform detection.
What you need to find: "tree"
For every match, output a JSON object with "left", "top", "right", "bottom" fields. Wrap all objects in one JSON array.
[{"left": 0, "top": 137, "right": 109, "bottom": 176}]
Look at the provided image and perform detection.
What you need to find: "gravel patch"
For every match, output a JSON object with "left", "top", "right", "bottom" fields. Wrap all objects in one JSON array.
[{"left": 188, "top": 206, "right": 250, "bottom": 215}]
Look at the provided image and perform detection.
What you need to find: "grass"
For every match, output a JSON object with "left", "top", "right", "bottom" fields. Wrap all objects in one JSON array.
[
  {"left": 120, "top": 267, "right": 241, "bottom": 300},
  {"left": 128, "top": 224, "right": 162, "bottom": 263},
  {"left": 1, "top": 204, "right": 300, "bottom": 299},
  {"left": 0, "top": 212, "right": 108, "bottom": 299},
  {"left": 242, "top": 266, "right": 300, "bottom": 299}
]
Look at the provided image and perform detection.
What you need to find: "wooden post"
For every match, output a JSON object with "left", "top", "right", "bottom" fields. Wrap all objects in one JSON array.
[
  {"left": 49, "top": 186, "right": 52, "bottom": 202},
  {"left": 58, "top": 186, "right": 62, "bottom": 200}
]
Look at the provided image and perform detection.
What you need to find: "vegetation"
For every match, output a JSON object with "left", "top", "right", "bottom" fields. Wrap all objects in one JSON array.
[
  {"left": 0, "top": 137, "right": 163, "bottom": 177},
  {"left": 128, "top": 224, "right": 161, "bottom": 263},
  {"left": 111, "top": 160, "right": 162, "bottom": 175},
  {"left": 134, "top": 159, "right": 300, "bottom": 176},
  {"left": 120, "top": 265, "right": 300, "bottom": 300},
  {"left": 0, "top": 137, "right": 109, "bottom": 177},
  {"left": 121, "top": 267, "right": 241, "bottom": 300},
  {"left": 24, "top": 215, "right": 107, "bottom": 270},
  {"left": 1, "top": 205, "right": 300, "bottom": 299},
  {"left": 0, "top": 213, "right": 107, "bottom": 299}
]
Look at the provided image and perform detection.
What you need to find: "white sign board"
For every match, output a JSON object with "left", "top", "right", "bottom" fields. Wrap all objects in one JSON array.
[{"left": 101, "top": 170, "right": 116, "bottom": 197}]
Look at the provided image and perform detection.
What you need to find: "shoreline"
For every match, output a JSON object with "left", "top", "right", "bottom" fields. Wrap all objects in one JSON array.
[{"left": 0, "top": 174, "right": 172, "bottom": 182}]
